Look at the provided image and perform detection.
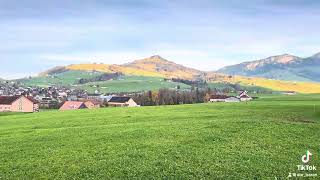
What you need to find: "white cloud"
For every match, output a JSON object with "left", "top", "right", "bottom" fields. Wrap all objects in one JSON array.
[
  {"left": 1, "top": 72, "right": 37, "bottom": 80},
  {"left": 39, "top": 52, "right": 154, "bottom": 65}
]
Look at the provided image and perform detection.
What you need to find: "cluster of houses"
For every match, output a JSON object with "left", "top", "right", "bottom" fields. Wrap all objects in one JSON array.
[
  {"left": 0, "top": 82, "right": 255, "bottom": 113},
  {"left": 0, "top": 83, "right": 85, "bottom": 108},
  {"left": 59, "top": 96, "right": 138, "bottom": 111},
  {"left": 0, "top": 83, "right": 137, "bottom": 112},
  {"left": 209, "top": 91, "right": 253, "bottom": 103},
  {"left": 0, "top": 83, "right": 139, "bottom": 112},
  {"left": 0, "top": 95, "right": 138, "bottom": 113}
]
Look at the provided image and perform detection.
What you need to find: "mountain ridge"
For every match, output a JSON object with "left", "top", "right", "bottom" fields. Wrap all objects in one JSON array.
[
  {"left": 217, "top": 52, "right": 320, "bottom": 82},
  {"left": 40, "top": 55, "right": 204, "bottom": 80},
  {"left": 35, "top": 54, "right": 320, "bottom": 93}
]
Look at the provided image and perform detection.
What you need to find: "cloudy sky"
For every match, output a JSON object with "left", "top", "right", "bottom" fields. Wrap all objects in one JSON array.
[{"left": 1, "top": 0, "right": 319, "bottom": 79}]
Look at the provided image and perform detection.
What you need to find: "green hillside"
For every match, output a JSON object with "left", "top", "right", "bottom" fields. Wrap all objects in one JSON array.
[
  {"left": 16, "top": 71, "right": 190, "bottom": 93},
  {"left": 16, "top": 70, "right": 273, "bottom": 94},
  {"left": 0, "top": 95, "right": 319, "bottom": 179},
  {"left": 17, "top": 70, "right": 104, "bottom": 87},
  {"left": 208, "top": 82, "right": 273, "bottom": 93},
  {"left": 217, "top": 53, "right": 320, "bottom": 82},
  {"left": 80, "top": 76, "right": 190, "bottom": 93}
]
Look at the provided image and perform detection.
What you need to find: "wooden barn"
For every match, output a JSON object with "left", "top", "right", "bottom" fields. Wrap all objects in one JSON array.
[{"left": 209, "top": 95, "right": 240, "bottom": 103}]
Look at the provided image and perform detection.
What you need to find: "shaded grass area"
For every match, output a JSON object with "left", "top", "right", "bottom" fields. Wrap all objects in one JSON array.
[
  {"left": 0, "top": 112, "right": 29, "bottom": 117},
  {"left": 0, "top": 95, "right": 319, "bottom": 179},
  {"left": 17, "top": 73, "right": 190, "bottom": 93}
]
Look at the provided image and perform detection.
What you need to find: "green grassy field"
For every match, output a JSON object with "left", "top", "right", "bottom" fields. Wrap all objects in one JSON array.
[
  {"left": 17, "top": 72, "right": 190, "bottom": 93},
  {"left": 80, "top": 76, "right": 190, "bottom": 93},
  {"left": 0, "top": 95, "right": 319, "bottom": 179},
  {"left": 208, "top": 82, "right": 272, "bottom": 93},
  {"left": 17, "top": 70, "right": 104, "bottom": 87}
]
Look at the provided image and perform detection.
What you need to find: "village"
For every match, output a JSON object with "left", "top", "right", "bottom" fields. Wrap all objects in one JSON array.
[
  {"left": 0, "top": 83, "right": 141, "bottom": 112},
  {"left": 0, "top": 81, "right": 257, "bottom": 113}
]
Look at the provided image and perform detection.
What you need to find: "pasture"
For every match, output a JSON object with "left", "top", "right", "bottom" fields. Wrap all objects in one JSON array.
[
  {"left": 16, "top": 72, "right": 190, "bottom": 93},
  {"left": 0, "top": 95, "right": 319, "bottom": 179},
  {"left": 81, "top": 76, "right": 190, "bottom": 93}
]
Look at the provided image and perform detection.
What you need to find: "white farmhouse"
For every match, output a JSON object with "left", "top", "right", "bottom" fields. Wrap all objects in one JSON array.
[{"left": 238, "top": 91, "right": 252, "bottom": 101}]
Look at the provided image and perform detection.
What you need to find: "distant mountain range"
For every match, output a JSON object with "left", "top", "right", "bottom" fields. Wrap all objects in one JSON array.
[
  {"left": 40, "top": 52, "right": 320, "bottom": 83},
  {"left": 1, "top": 54, "right": 320, "bottom": 93},
  {"left": 36, "top": 55, "right": 320, "bottom": 93},
  {"left": 217, "top": 52, "right": 320, "bottom": 82}
]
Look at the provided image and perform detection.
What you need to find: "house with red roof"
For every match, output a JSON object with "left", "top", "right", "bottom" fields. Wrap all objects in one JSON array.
[
  {"left": 59, "top": 101, "right": 87, "bottom": 111},
  {"left": 0, "top": 96, "right": 39, "bottom": 112}
]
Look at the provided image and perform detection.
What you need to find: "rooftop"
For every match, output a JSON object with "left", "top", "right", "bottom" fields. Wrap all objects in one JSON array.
[{"left": 108, "top": 96, "right": 131, "bottom": 103}]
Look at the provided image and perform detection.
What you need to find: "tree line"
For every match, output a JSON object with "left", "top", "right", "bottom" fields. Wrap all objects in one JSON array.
[
  {"left": 78, "top": 72, "right": 123, "bottom": 84},
  {"left": 131, "top": 88, "right": 213, "bottom": 106}
]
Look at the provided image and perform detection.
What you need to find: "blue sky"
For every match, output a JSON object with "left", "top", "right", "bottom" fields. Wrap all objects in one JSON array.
[{"left": 1, "top": 0, "right": 319, "bottom": 79}]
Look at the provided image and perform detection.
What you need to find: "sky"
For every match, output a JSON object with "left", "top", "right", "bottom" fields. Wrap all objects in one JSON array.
[{"left": 0, "top": 0, "right": 319, "bottom": 79}]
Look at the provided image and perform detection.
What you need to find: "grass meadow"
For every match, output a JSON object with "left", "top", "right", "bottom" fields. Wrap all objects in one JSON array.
[
  {"left": 81, "top": 76, "right": 190, "bottom": 93},
  {"left": 0, "top": 95, "right": 319, "bottom": 179},
  {"left": 17, "top": 70, "right": 104, "bottom": 87},
  {"left": 17, "top": 72, "right": 190, "bottom": 93}
]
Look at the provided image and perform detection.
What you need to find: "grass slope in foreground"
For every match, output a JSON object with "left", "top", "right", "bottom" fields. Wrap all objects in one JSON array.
[{"left": 0, "top": 95, "right": 319, "bottom": 179}]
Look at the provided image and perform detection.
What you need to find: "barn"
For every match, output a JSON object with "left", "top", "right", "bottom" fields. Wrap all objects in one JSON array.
[
  {"left": 209, "top": 95, "right": 240, "bottom": 103},
  {"left": 209, "top": 95, "right": 230, "bottom": 102},
  {"left": 108, "top": 96, "right": 138, "bottom": 107},
  {"left": 225, "top": 96, "right": 240, "bottom": 103}
]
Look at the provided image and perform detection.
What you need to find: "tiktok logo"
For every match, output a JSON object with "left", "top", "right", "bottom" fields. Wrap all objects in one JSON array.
[
  {"left": 301, "top": 150, "right": 312, "bottom": 164},
  {"left": 292, "top": 150, "right": 317, "bottom": 175}
]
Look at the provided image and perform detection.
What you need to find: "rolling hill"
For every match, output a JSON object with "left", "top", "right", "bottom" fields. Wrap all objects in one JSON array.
[
  {"left": 214, "top": 75, "right": 320, "bottom": 94},
  {"left": 123, "top": 55, "right": 202, "bottom": 79},
  {"left": 217, "top": 53, "right": 320, "bottom": 82},
  {"left": 40, "top": 55, "right": 203, "bottom": 80},
  {"left": 17, "top": 71, "right": 190, "bottom": 93}
]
